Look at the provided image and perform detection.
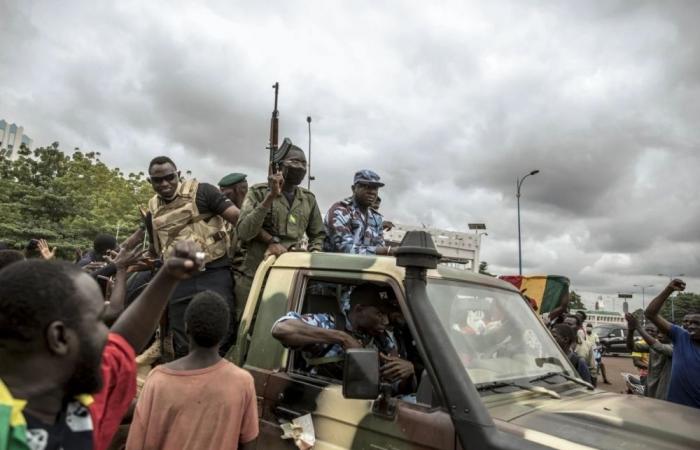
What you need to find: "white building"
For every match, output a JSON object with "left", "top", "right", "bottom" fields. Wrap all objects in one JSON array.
[
  {"left": 384, "top": 224, "right": 484, "bottom": 272},
  {"left": 0, "top": 120, "right": 33, "bottom": 160}
]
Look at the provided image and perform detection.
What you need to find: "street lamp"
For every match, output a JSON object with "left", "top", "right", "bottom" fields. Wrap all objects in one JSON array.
[
  {"left": 657, "top": 273, "right": 685, "bottom": 322},
  {"left": 632, "top": 284, "right": 655, "bottom": 321},
  {"left": 516, "top": 170, "right": 540, "bottom": 275}
]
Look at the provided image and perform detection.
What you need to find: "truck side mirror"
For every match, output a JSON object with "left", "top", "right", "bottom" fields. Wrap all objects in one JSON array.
[{"left": 343, "top": 348, "right": 380, "bottom": 399}]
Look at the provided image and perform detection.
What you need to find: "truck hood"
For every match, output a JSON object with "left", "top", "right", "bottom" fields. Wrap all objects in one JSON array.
[{"left": 490, "top": 390, "right": 700, "bottom": 449}]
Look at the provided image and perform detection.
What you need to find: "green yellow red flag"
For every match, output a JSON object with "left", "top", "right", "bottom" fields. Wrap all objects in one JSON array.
[{"left": 499, "top": 275, "right": 570, "bottom": 314}]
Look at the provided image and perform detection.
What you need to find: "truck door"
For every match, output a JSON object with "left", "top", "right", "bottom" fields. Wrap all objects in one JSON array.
[
  {"left": 231, "top": 260, "right": 299, "bottom": 449},
  {"left": 264, "top": 271, "right": 457, "bottom": 449}
]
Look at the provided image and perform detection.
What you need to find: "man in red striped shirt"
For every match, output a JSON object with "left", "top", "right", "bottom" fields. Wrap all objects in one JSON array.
[{"left": 0, "top": 241, "right": 202, "bottom": 450}]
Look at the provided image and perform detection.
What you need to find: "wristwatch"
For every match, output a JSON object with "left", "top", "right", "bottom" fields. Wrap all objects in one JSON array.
[{"left": 270, "top": 236, "right": 281, "bottom": 244}]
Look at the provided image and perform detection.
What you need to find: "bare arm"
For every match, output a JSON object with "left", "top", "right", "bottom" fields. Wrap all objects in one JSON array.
[
  {"left": 120, "top": 228, "right": 145, "bottom": 250},
  {"left": 644, "top": 279, "right": 686, "bottom": 335},
  {"left": 111, "top": 241, "right": 200, "bottom": 353},
  {"left": 625, "top": 313, "right": 638, "bottom": 351},
  {"left": 271, "top": 318, "right": 360, "bottom": 349},
  {"left": 102, "top": 248, "right": 145, "bottom": 325},
  {"left": 219, "top": 204, "right": 241, "bottom": 226},
  {"left": 102, "top": 270, "right": 126, "bottom": 326},
  {"left": 635, "top": 324, "right": 659, "bottom": 348}
]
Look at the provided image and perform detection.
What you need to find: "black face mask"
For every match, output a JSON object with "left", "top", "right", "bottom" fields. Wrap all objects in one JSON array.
[{"left": 283, "top": 166, "right": 306, "bottom": 186}]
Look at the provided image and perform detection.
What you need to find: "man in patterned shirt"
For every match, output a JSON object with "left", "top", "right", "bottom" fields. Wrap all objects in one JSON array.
[
  {"left": 271, "top": 284, "right": 414, "bottom": 392},
  {"left": 323, "top": 170, "right": 396, "bottom": 255}
]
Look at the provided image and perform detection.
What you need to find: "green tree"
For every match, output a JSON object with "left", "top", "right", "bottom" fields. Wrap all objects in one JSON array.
[
  {"left": 478, "top": 261, "right": 495, "bottom": 277},
  {"left": 660, "top": 292, "right": 700, "bottom": 323},
  {"left": 569, "top": 290, "right": 585, "bottom": 310},
  {"left": 0, "top": 143, "right": 152, "bottom": 256}
]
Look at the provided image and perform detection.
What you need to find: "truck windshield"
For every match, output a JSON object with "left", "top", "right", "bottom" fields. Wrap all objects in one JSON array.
[{"left": 426, "top": 279, "right": 574, "bottom": 385}]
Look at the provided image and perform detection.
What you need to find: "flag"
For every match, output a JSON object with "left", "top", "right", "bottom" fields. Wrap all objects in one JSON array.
[{"left": 499, "top": 275, "right": 570, "bottom": 314}]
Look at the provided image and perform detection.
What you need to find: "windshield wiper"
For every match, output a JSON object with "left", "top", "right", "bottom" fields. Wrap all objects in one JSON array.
[
  {"left": 530, "top": 371, "right": 594, "bottom": 390},
  {"left": 476, "top": 381, "right": 560, "bottom": 399}
]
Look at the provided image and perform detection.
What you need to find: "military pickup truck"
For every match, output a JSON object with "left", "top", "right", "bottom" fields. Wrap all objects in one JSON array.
[{"left": 226, "top": 232, "right": 700, "bottom": 450}]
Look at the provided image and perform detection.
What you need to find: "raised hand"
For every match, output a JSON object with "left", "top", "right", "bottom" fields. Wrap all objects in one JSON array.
[
  {"left": 37, "top": 239, "right": 56, "bottom": 260},
  {"left": 106, "top": 247, "right": 146, "bottom": 271},
  {"left": 624, "top": 312, "right": 638, "bottom": 330},
  {"left": 268, "top": 172, "right": 284, "bottom": 198},
  {"left": 668, "top": 279, "right": 686, "bottom": 292},
  {"left": 161, "top": 241, "right": 201, "bottom": 280}
]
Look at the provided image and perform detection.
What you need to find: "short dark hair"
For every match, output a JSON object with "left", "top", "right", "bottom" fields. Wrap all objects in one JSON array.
[
  {"left": 148, "top": 156, "right": 177, "bottom": 172},
  {"left": 93, "top": 234, "right": 118, "bottom": 254},
  {"left": 0, "top": 260, "right": 84, "bottom": 342},
  {"left": 553, "top": 323, "right": 575, "bottom": 342},
  {"left": 575, "top": 310, "right": 587, "bottom": 322},
  {"left": 185, "top": 291, "right": 230, "bottom": 347},
  {"left": 0, "top": 250, "right": 26, "bottom": 271}
]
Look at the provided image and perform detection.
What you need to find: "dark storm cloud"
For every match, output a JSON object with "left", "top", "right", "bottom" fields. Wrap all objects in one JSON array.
[{"left": 1, "top": 0, "right": 699, "bottom": 297}]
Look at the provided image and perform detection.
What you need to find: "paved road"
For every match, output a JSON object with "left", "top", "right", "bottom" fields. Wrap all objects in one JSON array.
[{"left": 596, "top": 355, "right": 637, "bottom": 394}]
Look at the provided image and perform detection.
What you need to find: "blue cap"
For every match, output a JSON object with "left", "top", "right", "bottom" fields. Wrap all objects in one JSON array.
[{"left": 353, "top": 169, "right": 385, "bottom": 187}]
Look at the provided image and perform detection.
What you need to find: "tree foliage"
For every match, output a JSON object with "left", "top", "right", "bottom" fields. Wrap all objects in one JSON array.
[
  {"left": 569, "top": 290, "right": 585, "bottom": 310},
  {"left": 0, "top": 143, "right": 152, "bottom": 256},
  {"left": 478, "top": 261, "right": 495, "bottom": 277},
  {"left": 660, "top": 292, "right": 700, "bottom": 323}
]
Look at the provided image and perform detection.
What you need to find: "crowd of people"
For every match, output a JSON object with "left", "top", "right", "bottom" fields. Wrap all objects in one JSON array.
[
  {"left": 0, "top": 138, "right": 402, "bottom": 450},
  {"left": 545, "top": 279, "right": 699, "bottom": 408},
  {"left": 1, "top": 137, "right": 699, "bottom": 449}
]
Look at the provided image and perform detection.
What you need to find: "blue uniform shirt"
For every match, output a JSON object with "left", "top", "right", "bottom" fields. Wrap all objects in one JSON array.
[
  {"left": 323, "top": 197, "right": 385, "bottom": 254},
  {"left": 666, "top": 324, "right": 700, "bottom": 408}
]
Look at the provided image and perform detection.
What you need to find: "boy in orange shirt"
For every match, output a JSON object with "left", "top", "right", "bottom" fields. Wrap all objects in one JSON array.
[{"left": 127, "top": 291, "right": 258, "bottom": 450}]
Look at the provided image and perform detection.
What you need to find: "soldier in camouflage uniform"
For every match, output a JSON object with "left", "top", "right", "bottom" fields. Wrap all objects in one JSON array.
[
  {"left": 234, "top": 139, "right": 325, "bottom": 324},
  {"left": 271, "top": 284, "right": 415, "bottom": 392},
  {"left": 324, "top": 170, "right": 396, "bottom": 255}
]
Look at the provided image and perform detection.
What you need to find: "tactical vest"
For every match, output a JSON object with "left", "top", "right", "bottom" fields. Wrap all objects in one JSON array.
[{"left": 147, "top": 179, "right": 229, "bottom": 264}]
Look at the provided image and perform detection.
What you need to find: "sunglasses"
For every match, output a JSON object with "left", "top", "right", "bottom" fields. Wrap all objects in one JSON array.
[{"left": 149, "top": 172, "right": 178, "bottom": 184}]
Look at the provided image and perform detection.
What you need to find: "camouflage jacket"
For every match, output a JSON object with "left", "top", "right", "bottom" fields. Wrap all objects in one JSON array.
[
  {"left": 323, "top": 197, "right": 385, "bottom": 254},
  {"left": 236, "top": 183, "right": 325, "bottom": 277}
]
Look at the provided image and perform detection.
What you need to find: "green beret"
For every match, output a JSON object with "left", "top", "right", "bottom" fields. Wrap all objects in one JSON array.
[{"left": 218, "top": 173, "right": 247, "bottom": 187}]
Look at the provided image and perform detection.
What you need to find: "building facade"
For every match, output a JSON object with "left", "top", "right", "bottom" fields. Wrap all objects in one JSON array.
[
  {"left": 384, "top": 223, "right": 484, "bottom": 272},
  {"left": 0, "top": 120, "right": 33, "bottom": 160}
]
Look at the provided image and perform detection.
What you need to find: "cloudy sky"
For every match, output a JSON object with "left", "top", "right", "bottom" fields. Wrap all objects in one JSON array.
[{"left": 2, "top": 1, "right": 699, "bottom": 309}]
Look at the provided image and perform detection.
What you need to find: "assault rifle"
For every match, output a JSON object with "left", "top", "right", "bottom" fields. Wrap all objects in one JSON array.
[{"left": 268, "top": 82, "right": 279, "bottom": 174}]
